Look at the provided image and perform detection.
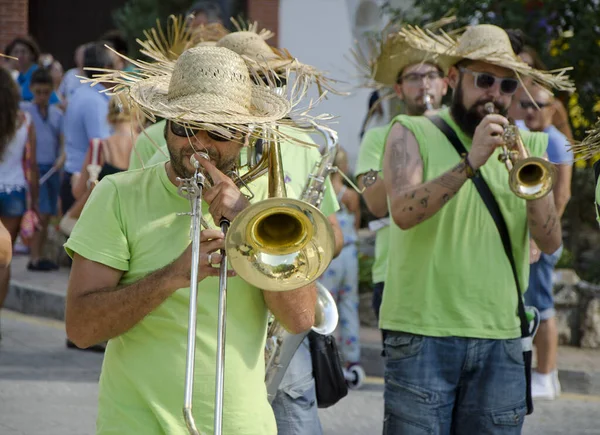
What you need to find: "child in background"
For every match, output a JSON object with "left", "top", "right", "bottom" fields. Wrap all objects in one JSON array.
[{"left": 21, "top": 68, "right": 64, "bottom": 271}]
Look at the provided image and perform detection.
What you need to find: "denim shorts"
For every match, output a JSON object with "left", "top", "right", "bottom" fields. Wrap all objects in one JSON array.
[
  {"left": 383, "top": 332, "right": 526, "bottom": 434},
  {"left": 38, "top": 164, "right": 60, "bottom": 216},
  {"left": 0, "top": 187, "right": 27, "bottom": 217},
  {"left": 525, "top": 245, "right": 563, "bottom": 320}
]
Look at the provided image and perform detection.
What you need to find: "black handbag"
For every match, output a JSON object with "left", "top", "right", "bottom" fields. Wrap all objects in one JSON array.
[
  {"left": 307, "top": 331, "right": 348, "bottom": 408},
  {"left": 429, "top": 115, "right": 535, "bottom": 415}
]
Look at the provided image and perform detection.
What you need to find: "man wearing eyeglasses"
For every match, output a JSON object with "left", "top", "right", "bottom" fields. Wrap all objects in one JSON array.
[
  {"left": 515, "top": 82, "right": 573, "bottom": 400},
  {"left": 355, "top": 41, "right": 448, "bottom": 334},
  {"left": 378, "top": 25, "right": 571, "bottom": 433}
]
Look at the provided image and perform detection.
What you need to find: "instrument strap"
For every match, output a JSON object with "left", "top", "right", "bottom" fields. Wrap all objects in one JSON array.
[{"left": 429, "top": 114, "right": 534, "bottom": 415}]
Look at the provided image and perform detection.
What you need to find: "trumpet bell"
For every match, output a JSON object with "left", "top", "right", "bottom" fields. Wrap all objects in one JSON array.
[
  {"left": 509, "top": 157, "right": 556, "bottom": 200},
  {"left": 226, "top": 197, "right": 335, "bottom": 291}
]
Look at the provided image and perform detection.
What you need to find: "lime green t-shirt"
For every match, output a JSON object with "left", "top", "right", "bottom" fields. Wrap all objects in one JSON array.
[
  {"left": 355, "top": 125, "right": 391, "bottom": 284},
  {"left": 596, "top": 175, "right": 600, "bottom": 224},
  {"left": 128, "top": 120, "right": 167, "bottom": 170},
  {"left": 64, "top": 164, "right": 276, "bottom": 435},
  {"left": 380, "top": 108, "right": 548, "bottom": 339},
  {"left": 144, "top": 125, "right": 339, "bottom": 216}
]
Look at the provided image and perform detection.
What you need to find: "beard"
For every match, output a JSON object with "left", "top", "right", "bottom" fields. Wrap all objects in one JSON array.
[
  {"left": 167, "top": 143, "right": 236, "bottom": 183},
  {"left": 450, "top": 78, "right": 509, "bottom": 137}
]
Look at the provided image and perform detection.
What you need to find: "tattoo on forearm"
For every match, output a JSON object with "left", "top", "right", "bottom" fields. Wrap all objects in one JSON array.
[{"left": 433, "top": 161, "right": 467, "bottom": 190}]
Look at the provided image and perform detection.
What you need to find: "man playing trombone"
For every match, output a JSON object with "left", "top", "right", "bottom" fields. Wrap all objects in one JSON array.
[
  {"left": 377, "top": 24, "right": 573, "bottom": 433},
  {"left": 64, "top": 46, "right": 324, "bottom": 435}
]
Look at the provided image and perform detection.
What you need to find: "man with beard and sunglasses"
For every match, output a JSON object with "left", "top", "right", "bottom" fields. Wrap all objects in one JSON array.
[
  {"left": 377, "top": 25, "right": 574, "bottom": 433},
  {"left": 355, "top": 32, "right": 448, "bottom": 335},
  {"left": 63, "top": 46, "right": 323, "bottom": 435}
]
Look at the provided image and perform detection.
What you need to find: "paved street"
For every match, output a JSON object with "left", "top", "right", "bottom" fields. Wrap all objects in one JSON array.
[{"left": 1, "top": 309, "right": 600, "bottom": 435}]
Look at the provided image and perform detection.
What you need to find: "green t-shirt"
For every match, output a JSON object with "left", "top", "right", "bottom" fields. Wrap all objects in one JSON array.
[
  {"left": 355, "top": 125, "right": 391, "bottom": 284},
  {"left": 144, "top": 125, "right": 339, "bottom": 216},
  {"left": 596, "top": 175, "right": 600, "bottom": 224},
  {"left": 64, "top": 165, "right": 276, "bottom": 435},
  {"left": 128, "top": 120, "right": 167, "bottom": 170},
  {"left": 380, "top": 108, "right": 548, "bottom": 339}
]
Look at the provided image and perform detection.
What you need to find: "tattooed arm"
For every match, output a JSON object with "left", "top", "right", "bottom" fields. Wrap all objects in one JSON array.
[{"left": 383, "top": 122, "right": 470, "bottom": 230}]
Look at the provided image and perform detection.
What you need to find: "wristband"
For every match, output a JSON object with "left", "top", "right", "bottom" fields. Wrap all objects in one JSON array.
[{"left": 462, "top": 154, "right": 478, "bottom": 179}]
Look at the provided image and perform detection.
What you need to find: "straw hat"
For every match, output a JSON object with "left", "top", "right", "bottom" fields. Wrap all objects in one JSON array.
[
  {"left": 372, "top": 33, "right": 443, "bottom": 87},
  {"left": 84, "top": 45, "right": 294, "bottom": 142},
  {"left": 138, "top": 15, "right": 230, "bottom": 63},
  {"left": 397, "top": 24, "right": 574, "bottom": 92}
]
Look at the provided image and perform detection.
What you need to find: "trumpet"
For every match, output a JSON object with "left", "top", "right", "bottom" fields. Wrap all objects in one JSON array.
[{"left": 484, "top": 102, "right": 556, "bottom": 200}]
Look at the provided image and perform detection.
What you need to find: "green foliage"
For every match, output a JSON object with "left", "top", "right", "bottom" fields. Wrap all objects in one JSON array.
[
  {"left": 358, "top": 252, "right": 374, "bottom": 294},
  {"left": 383, "top": 0, "right": 600, "bottom": 140}
]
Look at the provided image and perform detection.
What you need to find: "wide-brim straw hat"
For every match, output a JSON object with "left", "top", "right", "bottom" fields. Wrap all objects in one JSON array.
[
  {"left": 138, "top": 15, "right": 230, "bottom": 63},
  {"left": 215, "top": 19, "right": 344, "bottom": 97},
  {"left": 352, "top": 17, "right": 458, "bottom": 90},
  {"left": 397, "top": 24, "right": 575, "bottom": 92},
  {"left": 86, "top": 46, "right": 293, "bottom": 140}
]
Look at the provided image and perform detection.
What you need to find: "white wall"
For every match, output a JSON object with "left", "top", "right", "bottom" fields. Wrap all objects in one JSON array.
[{"left": 279, "top": 0, "right": 384, "bottom": 173}]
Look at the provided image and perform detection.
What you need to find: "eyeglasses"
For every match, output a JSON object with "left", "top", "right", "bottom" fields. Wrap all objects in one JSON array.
[
  {"left": 519, "top": 101, "right": 553, "bottom": 110},
  {"left": 169, "top": 121, "right": 238, "bottom": 142},
  {"left": 459, "top": 68, "right": 519, "bottom": 95},
  {"left": 400, "top": 70, "right": 442, "bottom": 85}
]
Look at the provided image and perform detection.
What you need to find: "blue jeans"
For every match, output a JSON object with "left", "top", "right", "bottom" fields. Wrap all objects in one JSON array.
[
  {"left": 383, "top": 332, "right": 526, "bottom": 435},
  {"left": 0, "top": 187, "right": 27, "bottom": 217},
  {"left": 525, "top": 245, "right": 563, "bottom": 320},
  {"left": 271, "top": 338, "right": 322, "bottom": 435}
]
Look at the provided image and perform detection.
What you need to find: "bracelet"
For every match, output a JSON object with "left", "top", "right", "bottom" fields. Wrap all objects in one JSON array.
[{"left": 462, "top": 154, "right": 478, "bottom": 179}]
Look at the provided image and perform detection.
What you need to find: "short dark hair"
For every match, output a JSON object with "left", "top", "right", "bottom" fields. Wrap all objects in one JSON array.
[
  {"left": 5, "top": 36, "right": 40, "bottom": 62},
  {"left": 30, "top": 67, "right": 53, "bottom": 86},
  {"left": 83, "top": 42, "right": 114, "bottom": 78},
  {"left": 505, "top": 28, "right": 527, "bottom": 56},
  {"left": 101, "top": 29, "right": 128, "bottom": 56},
  {"left": 186, "top": 1, "right": 222, "bottom": 22}
]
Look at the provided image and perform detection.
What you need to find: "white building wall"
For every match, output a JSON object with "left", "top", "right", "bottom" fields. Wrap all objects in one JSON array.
[{"left": 279, "top": 0, "right": 386, "bottom": 173}]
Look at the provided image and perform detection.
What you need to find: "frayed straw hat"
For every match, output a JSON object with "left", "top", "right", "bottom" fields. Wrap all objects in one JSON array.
[
  {"left": 85, "top": 46, "right": 293, "bottom": 140},
  {"left": 570, "top": 119, "right": 600, "bottom": 161},
  {"left": 138, "top": 15, "right": 230, "bottom": 63},
  {"left": 398, "top": 24, "right": 574, "bottom": 92},
  {"left": 352, "top": 17, "right": 457, "bottom": 89},
  {"left": 216, "top": 19, "right": 344, "bottom": 97}
]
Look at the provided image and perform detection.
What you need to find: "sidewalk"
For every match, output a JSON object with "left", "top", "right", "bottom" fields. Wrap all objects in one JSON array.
[{"left": 5, "top": 254, "right": 600, "bottom": 395}]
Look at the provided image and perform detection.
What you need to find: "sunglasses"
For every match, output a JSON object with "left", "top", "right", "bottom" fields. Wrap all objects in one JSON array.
[
  {"left": 519, "top": 101, "right": 553, "bottom": 110},
  {"left": 169, "top": 121, "right": 239, "bottom": 142},
  {"left": 459, "top": 68, "right": 519, "bottom": 95}
]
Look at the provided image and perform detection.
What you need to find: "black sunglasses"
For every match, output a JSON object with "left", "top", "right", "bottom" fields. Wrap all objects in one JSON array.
[
  {"left": 169, "top": 121, "right": 239, "bottom": 142},
  {"left": 459, "top": 67, "right": 519, "bottom": 95},
  {"left": 520, "top": 101, "right": 553, "bottom": 110}
]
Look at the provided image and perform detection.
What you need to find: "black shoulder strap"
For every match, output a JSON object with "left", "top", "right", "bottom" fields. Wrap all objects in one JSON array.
[
  {"left": 429, "top": 115, "right": 534, "bottom": 414},
  {"left": 428, "top": 115, "right": 529, "bottom": 337}
]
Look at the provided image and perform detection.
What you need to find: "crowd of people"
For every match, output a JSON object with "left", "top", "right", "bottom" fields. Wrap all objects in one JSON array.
[{"left": 0, "top": 1, "right": 596, "bottom": 434}]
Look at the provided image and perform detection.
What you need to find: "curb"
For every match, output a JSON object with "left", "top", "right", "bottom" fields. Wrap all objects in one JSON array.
[{"left": 6, "top": 280, "right": 600, "bottom": 397}]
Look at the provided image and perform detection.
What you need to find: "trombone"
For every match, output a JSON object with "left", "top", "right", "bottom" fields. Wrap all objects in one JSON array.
[
  {"left": 484, "top": 102, "right": 556, "bottom": 200},
  {"left": 178, "top": 126, "right": 339, "bottom": 434}
]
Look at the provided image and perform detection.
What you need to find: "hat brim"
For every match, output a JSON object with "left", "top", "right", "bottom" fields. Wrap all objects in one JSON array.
[
  {"left": 397, "top": 26, "right": 574, "bottom": 92},
  {"left": 128, "top": 74, "right": 291, "bottom": 125}
]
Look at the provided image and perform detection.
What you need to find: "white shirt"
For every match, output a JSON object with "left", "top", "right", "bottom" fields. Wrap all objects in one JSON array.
[{"left": 0, "top": 113, "right": 30, "bottom": 192}]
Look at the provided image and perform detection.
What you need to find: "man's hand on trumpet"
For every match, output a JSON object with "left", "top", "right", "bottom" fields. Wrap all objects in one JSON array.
[
  {"left": 469, "top": 113, "right": 509, "bottom": 170},
  {"left": 196, "top": 154, "right": 251, "bottom": 224}
]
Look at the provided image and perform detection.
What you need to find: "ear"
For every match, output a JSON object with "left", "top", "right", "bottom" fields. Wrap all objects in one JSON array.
[
  {"left": 441, "top": 77, "right": 449, "bottom": 96},
  {"left": 446, "top": 66, "right": 460, "bottom": 90},
  {"left": 393, "top": 83, "right": 405, "bottom": 101}
]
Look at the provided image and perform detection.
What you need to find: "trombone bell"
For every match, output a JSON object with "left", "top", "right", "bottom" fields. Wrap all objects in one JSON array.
[{"left": 226, "top": 197, "right": 335, "bottom": 292}]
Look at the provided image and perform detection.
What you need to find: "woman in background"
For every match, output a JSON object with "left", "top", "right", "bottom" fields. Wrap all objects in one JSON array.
[{"left": 0, "top": 67, "right": 38, "bottom": 337}]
